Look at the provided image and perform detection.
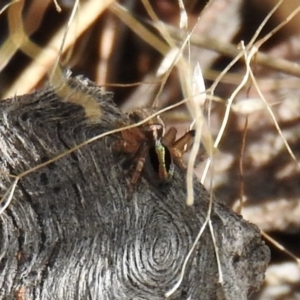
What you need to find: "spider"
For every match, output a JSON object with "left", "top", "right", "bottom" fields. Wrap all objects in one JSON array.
[{"left": 114, "top": 108, "right": 195, "bottom": 192}]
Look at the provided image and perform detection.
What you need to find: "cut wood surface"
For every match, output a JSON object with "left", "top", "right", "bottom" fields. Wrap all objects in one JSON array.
[{"left": 0, "top": 76, "right": 270, "bottom": 299}]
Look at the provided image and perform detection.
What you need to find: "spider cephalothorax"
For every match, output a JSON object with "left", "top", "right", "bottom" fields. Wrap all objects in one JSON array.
[{"left": 114, "top": 108, "right": 195, "bottom": 191}]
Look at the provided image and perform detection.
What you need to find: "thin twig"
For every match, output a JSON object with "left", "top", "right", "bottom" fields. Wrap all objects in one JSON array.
[{"left": 163, "top": 25, "right": 300, "bottom": 78}]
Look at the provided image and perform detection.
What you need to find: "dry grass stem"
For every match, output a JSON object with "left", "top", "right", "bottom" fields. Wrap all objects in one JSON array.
[{"left": 3, "top": 0, "right": 114, "bottom": 98}]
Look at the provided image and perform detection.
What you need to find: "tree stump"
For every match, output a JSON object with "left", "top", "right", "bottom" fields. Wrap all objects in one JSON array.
[{"left": 0, "top": 76, "right": 270, "bottom": 299}]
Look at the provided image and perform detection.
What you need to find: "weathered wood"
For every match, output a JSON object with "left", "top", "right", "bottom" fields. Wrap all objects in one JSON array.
[{"left": 0, "top": 76, "right": 270, "bottom": 299}]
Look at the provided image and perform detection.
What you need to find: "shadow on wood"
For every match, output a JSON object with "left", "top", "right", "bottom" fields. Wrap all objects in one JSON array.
[{"left": 0, "top": 76, "right": 270, "bottom": 299}]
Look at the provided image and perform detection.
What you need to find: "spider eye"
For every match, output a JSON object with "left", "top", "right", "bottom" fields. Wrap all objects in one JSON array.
[
  {"left": 129, "top": 112, "right": 141, "bottom": 123},
  {"left": 148, "top": 144, "right": 173, "bottom": 180}
]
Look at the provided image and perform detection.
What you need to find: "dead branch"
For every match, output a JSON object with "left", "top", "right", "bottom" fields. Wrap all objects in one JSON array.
[{"left": 0, "top": 76, "right": 269, "bottom": 299}]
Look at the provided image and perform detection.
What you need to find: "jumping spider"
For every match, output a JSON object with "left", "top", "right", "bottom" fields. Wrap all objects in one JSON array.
[{"left": 114, "top": 108, "right": 195, "bottom": 192}]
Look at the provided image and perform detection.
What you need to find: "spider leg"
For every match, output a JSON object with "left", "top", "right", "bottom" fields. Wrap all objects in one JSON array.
[
  {"left": 130, "top": 143, "right": 149, "bottom": 186},
  {"left": 162, "top": 127, "right": 177, "bottom": 146},
  {"left": 112, "top": 139, "right": 131, "bottom": 153},
  {"left": 170, "top": 130, "right": 195, "bottom": 169},
  {"left": 172, "top": 130, "right": 195, "bottom": 152}
]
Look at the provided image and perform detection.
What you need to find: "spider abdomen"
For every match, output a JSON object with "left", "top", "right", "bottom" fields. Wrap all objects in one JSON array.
[{"left": 148, "top": 144, "right": 174, "bottom": 181}]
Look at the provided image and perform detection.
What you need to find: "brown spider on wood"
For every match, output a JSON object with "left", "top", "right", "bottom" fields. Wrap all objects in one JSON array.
[{"left": 114, "top": 108, "right": 195, "bottom": 193}]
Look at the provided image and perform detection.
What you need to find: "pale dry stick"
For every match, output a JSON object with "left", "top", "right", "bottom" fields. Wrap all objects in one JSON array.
[
  {"left": 186, "top": 113, "right": 203, "bottom": 205},
  {"left": 237, "top": 117, "right": 248, "bottom": 215},
  {"left": 236, "top": 42, "right": 300, "bottom": 220},
  {"left": 177, "top": 0, "right": 188, "bottom": 29},
  {"left": 201, "top": 1, "right": 284, "bottom": 184},
  {"left": 145, "top": 7, "right": 215, "bottom": 207},
  {"left": 154, "top": 0, "right": 188, "bottom": 79},
  {"left": 110, "top": 2, "right": 169, "bottom": 56},
  {"left": 248, "top": 52, "right": 300, "bottom": 170},
  {"left": 0, "top": 0, "right": 54, "bottom": 73},
  {"left": 96, "top": 14, "right": 116, "bottom": 85},
  {"left": 202, "top": 0, "right": 286, "bottom": 186},
  {"left": 212, "top": 0, "right": 284, "bottom": 148},
  {"left": 141, "top": 0, "right": 177, "bottom": 50},
  {"left": 183, "top": 45, "right": 254, "bottom": 293},
  {"left": 141, "top": 0, "right": 190, "bottom": 73},
  {"left": 232, "top": 45, "right": 300, "bottom": 271},
  {"left": 166, "top": 57, "right": 218, "bottom": 297},
  {"left": 261, "top": 231, "right": 300, "bottom": 266},
  {"left": 152, "top": 37, "right": 193, "bottom": 111},
  {"left": 0, "top": 0, "right": 54, "bottom": 72},
  {"left": 166, "top": 0, "right": 300, "bottom": 78},
  {"left": 186, "top": 63, "right": 206, "bottom": 206},
  {"left": 201, "top": 50, "right": 245, "bottom": 184},
  {"left": 0, "top": 0, "right": 32, "bottom": 71},
  {"left": 208, "top": 218, "right": 223, "bottom": 284},
  {"left": 168, "top": 28, "right": 300, "bottom": 79},
  {"left": 103, "top": 81, "right": 161, "bottom": 88},
  {"left": 151, "top": 0, "right": 290, "bottom": 81},
  {"left": 0, "top": 178, "right": 19, "bottom": 215},
  {"left": 155, "top": 44, "right": 200, "bottom": 113},
  {"left": 50, "top": 0, "right": 80, "bottom": 81},
  {"left": 170, "top": 3, "right": 300, "bottom": 294},
  {"left": 0, "top": 171, "right": 18, "bottom": 179},
  {"left": 167, "top": 55, "right": 217, "bottom": 294},
  {"left": 200, "top": 43, "right": 254, "bottom": 192},
  {"left": 3, "top": 0, "right": 115, "bottom": 99},
  {"left": 165, "top": 189, "right": 215, "bottom": 298},
  {"left": 213, "top": 43, "right": 254, "bottom": 150},
  {"left": 46, "top": 0, "right": 102, "bottom": 120},
  {"left": 153, "top": 20, "right": 199, "bottom": 107},
  {"left": 249, "top": 2, "right": 300, "bottom": 170},
  {"left": 52, "top": 0, "right": 62, "bottom": 12},
  {"left": 0, "top": 0, "right": 18, "bottom": 15},
  {"left": 152, "top": 4, "right": 215, "bottom": 158},
  {"left": 154, "top": 48, "right": 182, "bottom": 106},
  {"left": 139, "top": 0, "right": 192, "bottom": 109}
]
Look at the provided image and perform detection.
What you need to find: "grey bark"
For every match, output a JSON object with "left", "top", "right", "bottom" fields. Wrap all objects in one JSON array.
[{"left": 0, "top": 76, "right": 270, "bottom": 300}]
